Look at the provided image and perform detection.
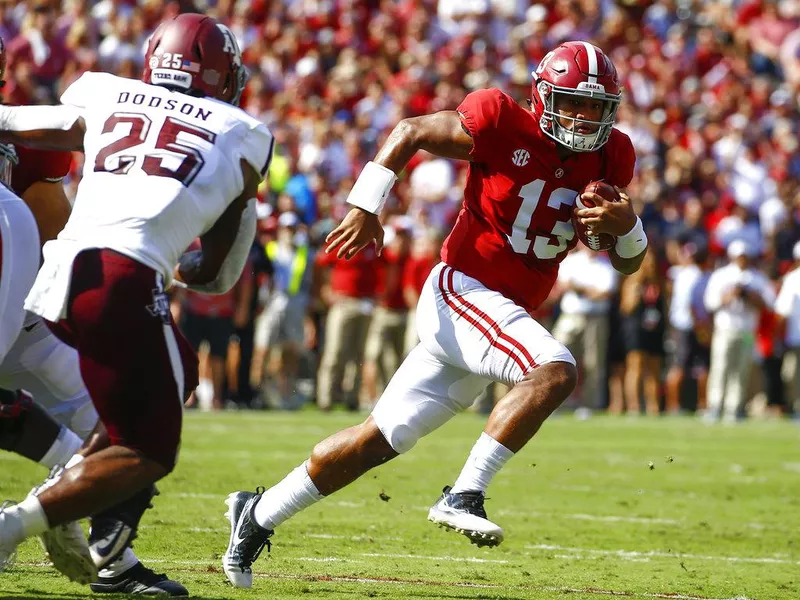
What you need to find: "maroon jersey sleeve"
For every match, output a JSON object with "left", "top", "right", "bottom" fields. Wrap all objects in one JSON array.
[
  {"left": 602, "top": 129, "right": 636, "bottom": 188},
  {"left": 457, "top": 88, "right": 517, "bottom": 163},
  {"left": 12, "top": 146, "right": 73, "bottom": 196}
]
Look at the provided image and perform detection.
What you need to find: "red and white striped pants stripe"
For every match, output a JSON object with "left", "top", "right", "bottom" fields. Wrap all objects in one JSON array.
[{"left": 371, "top": 263, "right": 574, "bottom": 453}]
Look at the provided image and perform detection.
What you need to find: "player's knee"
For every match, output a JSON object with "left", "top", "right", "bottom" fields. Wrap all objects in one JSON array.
[
  {"left": 546, "top": 361, "right": 578, "bottom": 399},
  {"left": 0, "top": 389, "right": 32, "bottom": 451},
  {"left": 368, "top": 416, "right": 420, "bottom": 455},
  {"left": 353, "top": 419, "right": 400, "bottom": 466},
  {"left": 524, "top": 361, "right": 578, "bottom": 400},
  {"left": 379, "top": 423, "right": 418, "bottom": 454}
]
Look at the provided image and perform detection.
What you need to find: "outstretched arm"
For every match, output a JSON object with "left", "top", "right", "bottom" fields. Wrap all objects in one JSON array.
[
  {"left": 326, "top": 111, "right": 473, "bottom": 259},
  {"left": 0, "top": 105, "right": 86, "bottom": 151},
  {"left": 373, "top": 111, "right": 474, "bottom": 171}
]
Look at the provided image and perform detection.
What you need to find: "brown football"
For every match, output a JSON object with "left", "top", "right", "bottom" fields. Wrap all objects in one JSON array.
[{"left": 571, "top": 181, "right": 621, "bottom": 252}]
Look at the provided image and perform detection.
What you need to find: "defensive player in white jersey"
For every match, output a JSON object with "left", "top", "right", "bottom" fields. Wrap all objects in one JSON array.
[
  {"left": 0, "top": 31, "right": 187, "bottom": 592},
  {"left": 0, "top": 13, "right": 273, "bottom": 583}
]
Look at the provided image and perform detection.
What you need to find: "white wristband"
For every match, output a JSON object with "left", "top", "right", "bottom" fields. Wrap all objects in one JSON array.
[
  {"left": 346, "top": 161, "right": 398, "bottom": 215},
  {"left": 614, "top": 216, "right": 647, "bottom": 258},
  {"left": 0, "top": 104, "right": 81, "bottom": 132}
]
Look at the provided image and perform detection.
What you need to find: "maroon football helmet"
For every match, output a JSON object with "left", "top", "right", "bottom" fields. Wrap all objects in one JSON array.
[
  {"left": 530, "top": 41, "right": 622, "bottom": 152},
  {"left": 142, "top": 14, "right": 247, "bottom": 105}
]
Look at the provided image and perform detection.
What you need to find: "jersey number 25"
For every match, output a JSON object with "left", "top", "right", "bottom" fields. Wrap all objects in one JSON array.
[{"left": 94, "top": 112, "right": 217, "bottom": 187}]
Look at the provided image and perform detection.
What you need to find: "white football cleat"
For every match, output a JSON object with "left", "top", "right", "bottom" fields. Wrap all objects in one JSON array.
[
  {"left": 39, "top": 522, "right": 98, "bottom": 584},
  {"left": 0, "top": 501, "right": 20, "bottom": 573},
  {"left": 30, "top": 467, "right": 97, "bottom": 584},
  {"left": 428, "top": 486, "right": 504, "bottom": 547}
]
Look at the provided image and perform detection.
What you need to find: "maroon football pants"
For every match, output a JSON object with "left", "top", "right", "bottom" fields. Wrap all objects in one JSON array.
[{"left": 47, "top": 249, "right": 198, "bottom": 471}]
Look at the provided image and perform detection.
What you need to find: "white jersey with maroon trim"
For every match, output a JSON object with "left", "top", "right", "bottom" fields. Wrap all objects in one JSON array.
[{"left": 25, "top": 72, "right": 273, "bottom": 321}]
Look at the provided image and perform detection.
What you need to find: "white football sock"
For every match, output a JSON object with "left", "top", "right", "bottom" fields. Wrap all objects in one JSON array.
[
  {"left": 1, "top": 495, "right": 49, "bottom": 545},
  {"left": 98, "top": 547, "right": 138, "bottom": 578},
  {"left": 39, "top": 426, "right": 83, "bottom": 470},
  {"left": 451, "top": 432, "right": 515, "bottom": 494},
  {"left": 253, "top": 461, "right": 323, "bottom": 530}
]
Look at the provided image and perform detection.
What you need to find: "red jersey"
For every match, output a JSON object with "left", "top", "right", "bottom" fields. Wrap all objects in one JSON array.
[
  {"left": 11, "top": 146, "right": 72, "bottom": 196},
  {"left": 442, "top": 88, "right": 636, "bottom": 312},
  {"left": 316, "top": 246, "right": 380, "bottom": 300}
]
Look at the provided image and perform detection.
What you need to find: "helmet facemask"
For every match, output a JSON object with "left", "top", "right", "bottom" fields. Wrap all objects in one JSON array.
[
  {"left": 216, "top": 23, "right": 248, "bottom": 106},
  {"left": 536, "top": 80, "right": 621, "bottom": 152},
  {"left": 0, "top": 143, "right": 18, "bottom": 186}
]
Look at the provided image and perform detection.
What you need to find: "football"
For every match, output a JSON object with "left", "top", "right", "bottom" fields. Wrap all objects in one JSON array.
[{"left": 571, "top": 181, "right": 621, "bottom": 252}]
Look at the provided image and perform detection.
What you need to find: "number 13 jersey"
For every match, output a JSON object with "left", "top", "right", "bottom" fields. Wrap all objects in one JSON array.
[
  {"left": 28, "top": 72, "right": 273, "bottom": 321},
  {"left": 442, "top": 88, "right": 636, "bottom": 312}
]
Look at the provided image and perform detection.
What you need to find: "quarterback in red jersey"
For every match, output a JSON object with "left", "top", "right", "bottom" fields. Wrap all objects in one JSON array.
[{"left": 224, "top": 41, "right": 648, "bottom": 587}]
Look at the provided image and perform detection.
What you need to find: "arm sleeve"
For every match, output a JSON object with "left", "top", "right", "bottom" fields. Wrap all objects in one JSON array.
[
  {"left": 456, "top": 88, "right": 509, "bottom": 163},
  {"left": 237, "top": 120, "right": 275, "bottom": 180},
  {"left": 60, "top": 71, "right": 114, "bottom": 112},
  {"left": 17, "top": 147, "right": 72, "bottom": 182},
  {"left": 188, "top": 198, "right": 257, "bottom": 295}
]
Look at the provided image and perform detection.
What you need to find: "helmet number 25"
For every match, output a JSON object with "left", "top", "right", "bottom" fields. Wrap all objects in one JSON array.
[
  {"left": 94, "top": 112, "right": 216, "bottom": 187},
  {"left": 506, "top": 179, "right": 576, "bottom": 260}
]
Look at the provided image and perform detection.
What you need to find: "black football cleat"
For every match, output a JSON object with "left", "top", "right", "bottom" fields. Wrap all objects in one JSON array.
[
  {"left": 222, "top": 488, "right": 273, "bottom": 588},
  {"left": 89, "top": 484, "right": 158, "bottom": 569},
  {"left": 427, "top": 485, "right": 504, "bottom": 547},
  {"left": 90, "top": 561, "right": 188, "bottom": 596}
]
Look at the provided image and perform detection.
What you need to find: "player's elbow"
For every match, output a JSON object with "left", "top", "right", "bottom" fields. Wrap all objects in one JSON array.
[{"left": 394, "top": 117, "right": 422, "bottom": 148}]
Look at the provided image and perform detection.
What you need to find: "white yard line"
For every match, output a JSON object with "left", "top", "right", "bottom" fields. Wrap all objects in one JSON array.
[
  {"left": 528, "top": 544, "right": 799, "bottom": 565},
  {"left": 360, "top": 552, "right": 508, "bottom": 564}
]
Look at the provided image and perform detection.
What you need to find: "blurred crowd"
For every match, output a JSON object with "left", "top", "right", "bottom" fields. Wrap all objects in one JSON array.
[{"left": 7, "top": 0, "right": 800, "bottom": 419}]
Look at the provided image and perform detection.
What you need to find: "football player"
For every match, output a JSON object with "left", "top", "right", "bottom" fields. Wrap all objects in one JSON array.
[
  {"left": 0, "top": 33, "right": 187, "bottom": 594},
  {"left": 223, "top": 41, "right": 648, "bottom": 588},
  {"left": 0, "top": 13, "right": 273, "bottom": 587}
]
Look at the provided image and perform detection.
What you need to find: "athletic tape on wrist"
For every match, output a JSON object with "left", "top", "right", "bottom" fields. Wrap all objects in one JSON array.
[
  {"left": 615, "top": 216, "right": 647, "bottom": 258},
  {"left": 346, "top": 161, "right": 397, "bottom": 215}
]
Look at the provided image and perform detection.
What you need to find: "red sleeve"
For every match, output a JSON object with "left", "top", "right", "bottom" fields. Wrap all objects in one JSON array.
[
  {"left": 457, "top": 88, "right": 512, "bottom": 163},
  {"left": 603, "top": 129, "right": 636, "bottom": 188},
  {"left": 11, "top": 146, "right": 73, "bottom": 196}
]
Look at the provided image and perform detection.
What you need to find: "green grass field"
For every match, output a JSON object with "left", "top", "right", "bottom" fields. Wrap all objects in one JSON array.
[{"left": 2, "top": 411, "right": 799, "bottom": 600}]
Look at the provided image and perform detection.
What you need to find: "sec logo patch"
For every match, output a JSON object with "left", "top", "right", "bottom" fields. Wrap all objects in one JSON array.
[{"left": 512, "top": 149, "right": 530, "bottom": 167}]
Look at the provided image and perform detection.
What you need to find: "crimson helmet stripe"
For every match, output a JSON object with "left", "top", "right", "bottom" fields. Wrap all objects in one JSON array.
[{"left": 581, "top": 41, "right": 598, "bottom": 84}]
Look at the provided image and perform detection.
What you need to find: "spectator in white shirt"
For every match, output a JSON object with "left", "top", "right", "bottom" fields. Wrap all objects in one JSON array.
[
  {"left": 553, "top": 246, "right": 618, "bottom": 414},
  {"left": 774, "top": 241, "right": 800, "bottom": 417},
  {"left": 665, "top": 243, "right": 712, "bottom": 414},
  {"left": 704, "top": 240, "right": 776, "bottom": 422}
]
